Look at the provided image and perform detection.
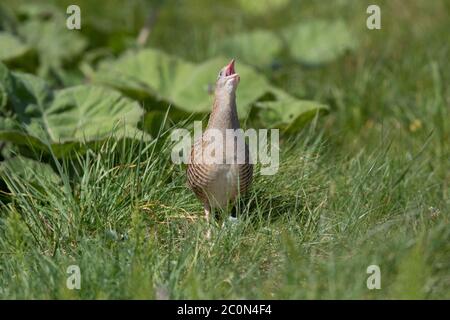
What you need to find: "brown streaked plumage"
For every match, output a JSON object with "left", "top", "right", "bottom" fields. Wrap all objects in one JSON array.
[{"left": 187, "top": 60, "right": 253, "bottom": 235}]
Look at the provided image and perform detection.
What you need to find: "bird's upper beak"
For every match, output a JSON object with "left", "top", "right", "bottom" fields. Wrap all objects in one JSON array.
[{"left": 225, "top": 59, "right": 235, "bottom": 76}]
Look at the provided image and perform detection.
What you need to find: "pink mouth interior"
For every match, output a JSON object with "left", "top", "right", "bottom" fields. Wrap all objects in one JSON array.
[{"left": 225, "top": 59, "right": 235, "bottom": 76}]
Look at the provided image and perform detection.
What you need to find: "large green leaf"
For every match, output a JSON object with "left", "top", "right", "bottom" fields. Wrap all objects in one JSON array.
[
  {"left": 93, "top": 49, "right": 192, "bottom": 102},
  {"left": 172, "top": 57, "right": 270, "bottom": 116},
  {"left": 94, "top": 49, "right": 271, "bottom": 118},
  {"left": 93, "top": 49, "right": 328, "bottom": 131},
  {"left": 282, "top": 20, "right": 356, "bottom": 65},
  {"left": 45, "top": 85, "right": 145, "bottom": 142},
  {"left": 211, "top": 30, "right": 283, "bottom": 67},
  {"left": 0, "top": 32, "right": 30, "bottom": 62},
  {"left": 0, "top": 85, "right": 146, "bottom": 144},
  {"left": 4, "top": 72, "right": 53, "bottom": 124},
  {"left": 16, "top": 2, "right": 62, "bottom": 19},
  {"left": 0, "top": 156, "right": 61, "bottom": 186},
  {"left": 0, "top": 64, "right": 149, "bottom": 154},
  {"left": 19, "top": 18, "right": 87, "bottom": 74},
  {"left": 256, "top": 89, "right": 329, "bottom": 131}
]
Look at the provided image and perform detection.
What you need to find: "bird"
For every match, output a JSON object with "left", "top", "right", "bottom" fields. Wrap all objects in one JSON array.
[{"left": 187, "top": 59, "right": 253, "bottom": 237}]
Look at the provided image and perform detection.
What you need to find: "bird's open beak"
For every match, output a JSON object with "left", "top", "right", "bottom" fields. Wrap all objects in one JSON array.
[{"left": 225, "top": 59, "right": 235, "bottom": 76}]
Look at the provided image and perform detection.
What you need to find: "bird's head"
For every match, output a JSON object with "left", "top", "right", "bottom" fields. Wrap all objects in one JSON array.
[{"left": 215, "top": 59, "right": 240, "bottom": 96}]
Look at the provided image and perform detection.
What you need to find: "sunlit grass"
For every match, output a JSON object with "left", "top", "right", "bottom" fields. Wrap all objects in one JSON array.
[{"left": 0, "top": 115, "right": 448, "bottom": 298}]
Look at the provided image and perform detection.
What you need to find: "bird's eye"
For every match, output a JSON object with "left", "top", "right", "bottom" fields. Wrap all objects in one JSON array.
[{"left": 217, "top": 71, "right": 223, "bottom": 79}]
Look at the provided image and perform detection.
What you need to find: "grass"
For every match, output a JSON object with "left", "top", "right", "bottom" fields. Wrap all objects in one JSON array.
[{"left": 0, "top": 0, "right": 449, "bottom": 299}]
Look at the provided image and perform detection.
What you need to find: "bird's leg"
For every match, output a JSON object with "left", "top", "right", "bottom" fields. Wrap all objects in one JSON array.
[
  {"left": 204, "top": 204, "right": 211, "bottom": 239},
  {"left": 221, "top": 204, "right": 239, "bottom": 229},
  {"left": 230, "top": 204, "right": 237, "bottom": 219}
]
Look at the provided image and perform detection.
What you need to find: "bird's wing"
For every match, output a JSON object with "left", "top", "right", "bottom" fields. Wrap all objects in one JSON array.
[
  {"left": 186, "top": 139, "right": 221, "bottom": 203},
  {"left": 186, "top": 137, "right": 253, "bottom": 204}
]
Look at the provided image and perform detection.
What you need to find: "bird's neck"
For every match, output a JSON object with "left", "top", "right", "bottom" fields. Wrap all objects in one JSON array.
[{"left": 207, "top": 92, "right": 240, "bottom": 130}]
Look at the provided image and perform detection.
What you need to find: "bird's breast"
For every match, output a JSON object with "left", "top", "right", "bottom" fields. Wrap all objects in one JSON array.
[{"left": 204, "top": 164, "right": 241, "bottom": 208}]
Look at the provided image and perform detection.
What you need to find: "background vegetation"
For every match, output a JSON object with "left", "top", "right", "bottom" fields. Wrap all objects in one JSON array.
[{"left": 0, "top": 0, "right": 448, "bottom": 299}]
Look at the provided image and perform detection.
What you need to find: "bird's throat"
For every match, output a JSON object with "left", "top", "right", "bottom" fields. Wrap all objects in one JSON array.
[{"left": 207, "top": 93, "right": 240, "bottom": 130}]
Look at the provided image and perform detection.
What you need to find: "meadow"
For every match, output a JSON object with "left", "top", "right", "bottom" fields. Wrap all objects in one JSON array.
[{"left": 0, "top": 0, "right": 448, "bottom": 299}]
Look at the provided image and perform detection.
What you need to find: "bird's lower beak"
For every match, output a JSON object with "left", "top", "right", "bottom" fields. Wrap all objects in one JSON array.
[{"left": 225, "top": 59, "right": 235, "bottom": 76}]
